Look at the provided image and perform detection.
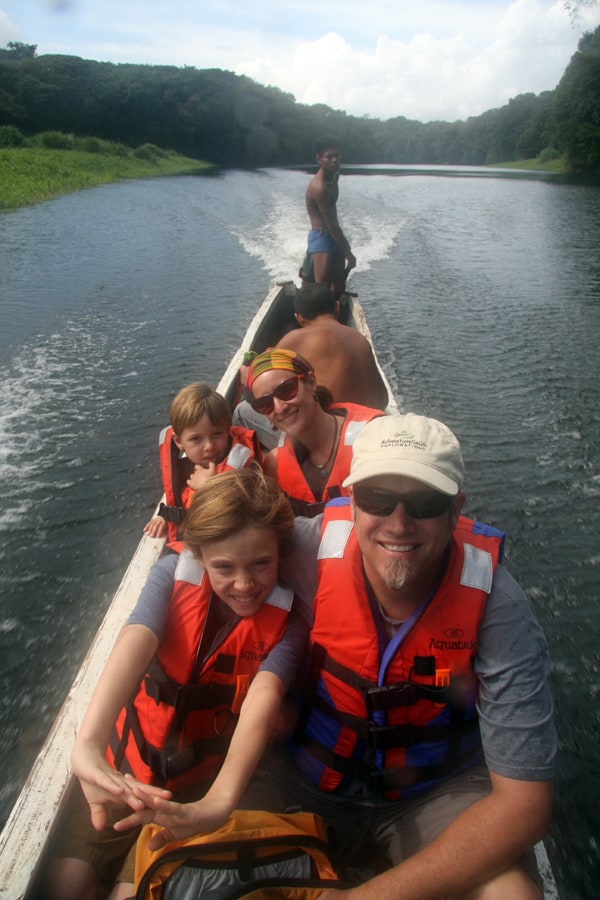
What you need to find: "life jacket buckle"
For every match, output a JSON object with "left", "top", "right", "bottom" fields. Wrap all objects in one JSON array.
[
  {"left": 368, "top": 765, "right": 420, "bottom": 793},
  {"left": 368, "top": 723, "right": 414, "bottom": 750},
  {"left": 434, "top": 669, "right": 451, "bottom": 707},
  {"left": 147, "top": 744, "right": 199, "bottom": 782},
  {"left": 158, "top": 502, "right": 185, "bottom": 524},
  {"left": 366, "top": 682, "right": 419, "bottom": 712}
]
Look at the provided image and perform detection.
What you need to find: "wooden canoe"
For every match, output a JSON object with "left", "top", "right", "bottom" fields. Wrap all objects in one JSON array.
[{"left": 0, "top": 282, "right": 558, "bottom": 899}]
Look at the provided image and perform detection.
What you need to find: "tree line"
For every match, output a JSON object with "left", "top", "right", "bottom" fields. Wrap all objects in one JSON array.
[{"left": 1, "top": 27, "right": 599, "bottom": 174}]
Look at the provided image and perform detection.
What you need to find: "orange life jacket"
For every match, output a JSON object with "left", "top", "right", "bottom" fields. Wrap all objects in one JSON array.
[
  {"left": 108, "top": 551, "right": 293, "bottom": 791},
  {"left": 275, "top": 403, "right": 382, "bottom": 517},
  {"left": 292, "top": 500, "right": 504, "bottom": 799},
  {"left": 157, "top": 424, "right": 262, "bottom": 546}
]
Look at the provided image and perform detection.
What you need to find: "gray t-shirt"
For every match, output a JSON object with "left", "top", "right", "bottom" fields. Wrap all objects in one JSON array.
[{"left": 474, "top": 564, "right": 556, "bottom": 780}]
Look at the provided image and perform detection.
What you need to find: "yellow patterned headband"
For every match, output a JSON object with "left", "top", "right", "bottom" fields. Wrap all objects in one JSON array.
[{"left": 247, "top": 348, "right": 314, "bottom": 390}]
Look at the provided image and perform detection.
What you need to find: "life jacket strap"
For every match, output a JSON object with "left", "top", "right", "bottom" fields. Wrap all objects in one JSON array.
[
  {"left": 370, "top": 740, "right": 484, "bottom": 792},
  {"left": 289, "top": 497, "right": 327, "bottom": 518},
  {"left": 142, "top": 735, "right": 232, "bottom": 783},
  {"left": 288, "top": 486, "right": 344, "bottom": 518},
  {"left": 313, "top": 643, "right": 376, "bottom": 694},
  {"left": 305, "top": 690, "right": 478, "bottom": 750},
  {"left": 158, "top": 501, "right": 185, "bottom": 524},
  {"left": 366, "top": 680, "right": 452, "bottom": 712},
  {"left": 143, "top": 669, "right": 238, "bottom": 713},
  {"left": 127, "top": 702, "right": 233, "bottom": 782},
  {"left": 310, "top": 644, "right": 462, "bottom": 711},
  {"left": 367, "top": 717, "right": 479, "bottom": 750},
  {"left": 299, "top": 733, "right": 483, "bottom": 794}
]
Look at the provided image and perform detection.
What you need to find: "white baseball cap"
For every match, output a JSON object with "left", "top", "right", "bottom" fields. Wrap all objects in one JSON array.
[{"left": 342, "top": 413, "right": 464, "bottom": 495}]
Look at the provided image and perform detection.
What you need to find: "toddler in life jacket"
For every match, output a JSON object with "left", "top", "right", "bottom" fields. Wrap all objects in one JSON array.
[{"left": 144, "top": 381, "right": 262, "bottom": 546}]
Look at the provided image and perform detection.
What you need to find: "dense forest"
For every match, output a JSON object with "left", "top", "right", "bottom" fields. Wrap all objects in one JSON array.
[{"left": 1, "top": 25, "right": 599, "bottom": 173}]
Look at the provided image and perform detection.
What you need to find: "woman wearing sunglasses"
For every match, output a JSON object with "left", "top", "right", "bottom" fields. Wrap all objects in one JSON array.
[{"left": 247, "top": 348, "right": 383, "bottom": 517}]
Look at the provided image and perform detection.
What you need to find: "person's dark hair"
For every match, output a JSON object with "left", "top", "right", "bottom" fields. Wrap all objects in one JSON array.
[
  {"left": 315, "top": 136, "right": 340, "bottom": 156},
  {"left": 314, "top": 385, "right": 334, "bottom": 410},
  {"left": 294, "top": 284, "right": 336, "bottom": 319}
]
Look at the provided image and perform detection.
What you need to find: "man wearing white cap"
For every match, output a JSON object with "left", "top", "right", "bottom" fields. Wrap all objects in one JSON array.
[{"left": 244, "top": 413, "right": 556, "bottom": 899}]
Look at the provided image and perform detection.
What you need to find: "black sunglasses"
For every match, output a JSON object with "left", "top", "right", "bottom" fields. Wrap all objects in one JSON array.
[
  {"left": 251, "top": 374, "right": 305, "bottom": 415},
  {"left": 352, "top": 484, "right": 453, "bottom": 519}
]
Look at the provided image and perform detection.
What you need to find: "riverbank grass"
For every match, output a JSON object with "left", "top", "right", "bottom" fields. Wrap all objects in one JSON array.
[
  {"left": 0, "top": 137, "right": 213, "bottom": 209},
  {"left": 491, "top": 156, "right": 567, "bottom": 173}
]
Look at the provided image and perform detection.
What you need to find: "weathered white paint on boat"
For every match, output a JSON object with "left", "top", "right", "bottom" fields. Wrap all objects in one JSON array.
[{"left": 535, "top": 841, "right": 560, "bottom": 900}]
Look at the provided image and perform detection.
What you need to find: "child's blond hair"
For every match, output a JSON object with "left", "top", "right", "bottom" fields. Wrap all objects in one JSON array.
[
  {"left": 169, "top": 382, "right": 232, "bottom": 436},
  {"left": 184, "top": 468, "right": 294, "bottom": 558}
]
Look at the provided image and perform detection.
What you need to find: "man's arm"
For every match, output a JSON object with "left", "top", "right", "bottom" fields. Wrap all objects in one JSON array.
[{"left": 322, "top": 773, "right": 553, "bottom": 899}]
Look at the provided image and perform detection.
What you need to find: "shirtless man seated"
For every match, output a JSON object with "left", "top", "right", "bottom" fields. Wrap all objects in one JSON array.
[
  {"left": 233, "top": 284, "right": 389, "bottom": 450},
  {"left": 306, "top": 137, "right": 356, "bottom": 300},
  {"left": 277, "top": 283, "right": 388, "bottom": 411}
]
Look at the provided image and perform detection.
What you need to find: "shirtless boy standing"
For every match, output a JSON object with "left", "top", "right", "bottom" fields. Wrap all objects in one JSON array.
[{"left": 305, "top": 137, "right": 356, "bottom": 299}]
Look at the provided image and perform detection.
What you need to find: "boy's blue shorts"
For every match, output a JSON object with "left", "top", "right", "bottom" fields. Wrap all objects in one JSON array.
[{"left": 307, "top": 228, "right": 338, "bottom": 253}]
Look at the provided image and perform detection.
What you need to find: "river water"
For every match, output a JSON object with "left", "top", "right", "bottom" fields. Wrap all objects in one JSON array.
[{"left": 1, "top": 167, "right": 599, "bottom": 897}]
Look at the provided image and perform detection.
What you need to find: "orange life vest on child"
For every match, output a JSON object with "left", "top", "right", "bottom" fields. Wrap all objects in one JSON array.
[
  {"left": 158, "top": 424, "right": 262, "bottom": 546},
  {"left": 274, "top": 404, "right": 382, "bottom": 517},
  {"left": 108, "top": 551, "right": 293, "bottom": 792},
  {"left": 292, "top": 500, "right": 504, "bottom": 799}
]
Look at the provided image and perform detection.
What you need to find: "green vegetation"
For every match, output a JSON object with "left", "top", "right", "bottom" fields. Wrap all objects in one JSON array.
[
  {"left": 1, "top": 23, "right": 599, "bottom": 176},
  {"left": 490, "top": 156, "right": 567, "bottom": 173},
  {"left": 550, "top": 27, "right": 600, "bottom": 173},
  {"left": 0, "top": 133, "right": 212, "bottom": 209}
]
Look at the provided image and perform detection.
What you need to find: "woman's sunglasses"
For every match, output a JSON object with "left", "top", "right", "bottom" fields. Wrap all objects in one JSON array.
[
  {"left": 352, "top": 484, "right": 453, "bottom": 519},
  {"left": 250, "top": 374, "right": 305, "bottom": 415}
]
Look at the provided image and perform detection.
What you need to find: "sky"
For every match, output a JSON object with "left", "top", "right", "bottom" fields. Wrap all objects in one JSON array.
[{"left": 1, "top": 0, "right": 599, "bottom": 123}]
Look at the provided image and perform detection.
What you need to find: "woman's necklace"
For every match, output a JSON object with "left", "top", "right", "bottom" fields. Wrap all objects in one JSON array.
[{"left": 308, "top": 414, "right": 340, "bottom": 478}]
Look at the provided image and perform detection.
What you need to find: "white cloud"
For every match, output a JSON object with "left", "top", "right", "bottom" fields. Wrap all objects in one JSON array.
[
  {"left": 1, "top": 0, "right": 599, "bottom": 121},
  {"left": 0, "top": 9, "right": 20, "bottom": 44},
  {"left": 235, "top": 0, "right": 600, "bottom": 120}
]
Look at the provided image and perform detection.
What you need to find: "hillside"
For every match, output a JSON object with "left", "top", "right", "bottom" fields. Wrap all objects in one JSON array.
[{"left": 1, "top": 28, "right": 599, "bottom": 173}]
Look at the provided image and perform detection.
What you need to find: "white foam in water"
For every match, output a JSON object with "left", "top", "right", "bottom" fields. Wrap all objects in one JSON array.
[
  {"left": 229, "top": 170, "right": 407, "bottom": 285},
  {"left": 230, "top": 189, "right": 307, "bottom": 283},
  {"left": 0, "top": 320, "right": 123, "bottom": 532},
  {"left": 350, "top": 214, "right": 408, "bottom": 273}
]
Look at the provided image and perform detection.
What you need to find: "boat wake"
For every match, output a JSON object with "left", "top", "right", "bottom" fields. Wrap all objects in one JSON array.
[{"left": 227, "top": 169, "right": 409, "bottom": 285}]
